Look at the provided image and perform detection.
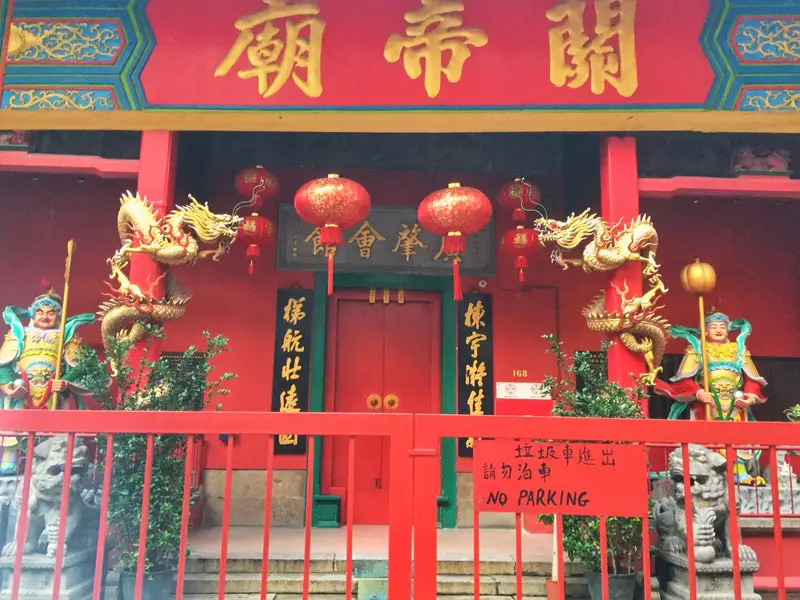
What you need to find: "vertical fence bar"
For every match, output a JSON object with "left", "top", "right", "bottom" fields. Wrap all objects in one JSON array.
[
  {"left": 303, "top": 436, "right": 316, "bottom": 600},
  {"left": 556, "top": 515, "right": 565, "bottom": 600},
  {"left": 135, "top": 434, "right": 156, "bottom": 600},
  {"left": 515, "top": 513, "right": 523, "bottom": 600},
  {"left": 641, "top": 458, "right": 652, "bottom": 600},
  {"left": 11, "top": 433, "right": 36, "bottom": 600},
  {"left": 599, "top": 517, "right": 609, "bottom": 600},
  {"left": 388, "top": 419, "right": 415, "bottom": 600},
  {"left": 218, "top": 435, "right": 235, "bottom": 600},
  {"left": 175, "top": 435, "right": 195, "bottom": 600},
  {"left": 260, "top": 435, "right": 276, "bottom": 600},
  {"left": 769, "top": 445, "right": 786, "bottom": 600},
  {"left": 473, "top": 502, "right": 480, "bottom": 600},
  {"left": 92, "top": 434, "right": 115, "bottom": 600},
  {"left": 346, "top": 437, "right": 355, "bottom": 600},
  {"left": 680, "top": 444, "right": 698, "bottom": 600},
  {"left": 725, "top": 445, "right": 742, "bottom": 600},
  {"left": 51, "top": 433, "right": 76, "bottom": 600}
]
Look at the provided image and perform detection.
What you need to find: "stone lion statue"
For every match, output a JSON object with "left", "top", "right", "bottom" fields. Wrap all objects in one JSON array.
[
  {"left": 2, "top": 436, "right": 99, "bottom": 557},
  {"left": 653, "top": 444, "right": 757, "bottom": 564}
]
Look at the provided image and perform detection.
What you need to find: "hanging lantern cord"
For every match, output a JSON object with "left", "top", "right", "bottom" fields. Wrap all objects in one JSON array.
[
  {"left": 326, "top": 247, "right": 336, "bottom": 295},
  {"left": 452, "top": 259, "right": 462, "bottom": 301}
]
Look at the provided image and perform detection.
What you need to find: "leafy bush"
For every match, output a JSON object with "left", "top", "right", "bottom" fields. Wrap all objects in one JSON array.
[
  {"left": 76, "top": 324, "right": 235, "bottom": 572},
  {"left": 538, "top": 334, "right": 645, "bottom": 574}
]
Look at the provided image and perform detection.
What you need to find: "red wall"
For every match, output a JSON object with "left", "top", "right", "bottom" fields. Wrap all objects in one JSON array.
[{"left": 0, "top": 172, "right": 797, "bottom": 470}]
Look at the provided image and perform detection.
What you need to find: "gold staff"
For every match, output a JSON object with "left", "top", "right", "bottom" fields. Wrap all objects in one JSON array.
[
  {"left": 48, "top": 239, "right": 75, "bottom": 411},
  {"left": 680, "top": 258, "right": 716, "bottom": 421}
]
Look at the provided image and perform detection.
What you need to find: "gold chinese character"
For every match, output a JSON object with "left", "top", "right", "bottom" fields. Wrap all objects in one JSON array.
[
  {"left": 465, "top": 332, "right": 487, "bottom": 359},
  {"left": 393, "top": 223, "right": 428, "bottom": 261},
  {"left": 279, "top": 433, "right": 299, "bottom": 445},
  {"left": 281, "top": 356, "right": 302, "bottom": 381},
  {"left": 283, "top": 297, "right": 306, "bottom": 325},
  {"left": 546, "top": 0, "right": 638, "bottom": 97},
  {"left": 214, "top": 0, "right": 326, "bottom": 98},
  {"left": 384, "top": 0, "right": 487, "bottom": 98},
  {"left": 280, "top": 383, "right": 302, "bottom": 413},
  {"left": 467, "top": 388, "right": 484, "bottom": 415},
  {"left": 433, "top": 237, "right": 458, "bottom": 263},
  {"left": 304, "top": 227, "right": 326, "bottom": 256},
  {"left": 464, "top": 301, "right": 485, "bottom": 330},
  {"left": 465, "top": 360, "right": 487, "bottom": 388},
  {"left": 465, "top": 437, "right": 474, "bottom": 449},
  {"left": 347, "top": 220, "right": 386, "bottom": 259},
  {"left": 243, "top": 220, "right": 257, "bottom": 233},
  {"left": 281, "top": 329, "right": 305, "bottom": 353}
]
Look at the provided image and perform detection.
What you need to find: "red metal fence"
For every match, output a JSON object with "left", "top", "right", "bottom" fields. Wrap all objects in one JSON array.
[{"left": 1, "top": 410, "right": 799, "bottom": 600}]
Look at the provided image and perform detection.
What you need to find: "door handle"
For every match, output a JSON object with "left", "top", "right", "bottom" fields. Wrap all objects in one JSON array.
[
  {"left": 366, "top": 394, "right": 382, "bottom": 411},
  {"left": 383, "top": 394, "right": 399, "bottom": 410}
]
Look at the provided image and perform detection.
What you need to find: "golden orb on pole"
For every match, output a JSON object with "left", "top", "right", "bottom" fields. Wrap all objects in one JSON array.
[{"left": 680, "top": 258, "right": 716, "bottom": 295}]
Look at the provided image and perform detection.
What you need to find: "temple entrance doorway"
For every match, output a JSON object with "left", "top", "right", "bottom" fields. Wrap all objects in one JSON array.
[{"left": 321, "top": 289, "right": 441, "bottom": 525}]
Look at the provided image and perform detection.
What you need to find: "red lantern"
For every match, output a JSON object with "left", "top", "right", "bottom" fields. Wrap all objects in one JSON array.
[
  {"left": 501, "top": 225, "right": 538, "bottom": 283},
  {"left": 294, "top": 174, "right": 371, "bottom": 294},
  {"left": 497, "top": 179, "right": 541, "bottom": 222},
  {"left": 235, "top": 166, "right": 280, "bottom": 208},
  {"left": 236, "top": 213, "right": 276, "bottom": 275},
  {"left": 418, "top": 182, "right": 492, "bottom": 300}
]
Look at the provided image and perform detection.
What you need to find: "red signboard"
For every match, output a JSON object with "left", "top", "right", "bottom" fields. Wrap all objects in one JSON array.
[
  {"left": 141, "top": 0, "right": 713, "bottom": 109},
  {"left": 473, "top": 440, "right": 648, "bottom": 517}
]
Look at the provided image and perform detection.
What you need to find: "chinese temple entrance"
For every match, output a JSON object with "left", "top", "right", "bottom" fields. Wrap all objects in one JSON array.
[{"left": 322, "top": 289, "right": 441, "bottom": 525}]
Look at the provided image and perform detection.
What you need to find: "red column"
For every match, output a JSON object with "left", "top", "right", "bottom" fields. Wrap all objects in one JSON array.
[{"left": 600, "top": 137, "right": 646, "bottom": 408}]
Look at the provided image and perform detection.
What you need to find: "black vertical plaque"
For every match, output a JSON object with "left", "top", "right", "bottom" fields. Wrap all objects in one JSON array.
[
  {"left": 271, "top": 288, "right": 314, "bottom": 455},
  {"left": 457, "top": 293, "right": 495, "bottom": 458}
]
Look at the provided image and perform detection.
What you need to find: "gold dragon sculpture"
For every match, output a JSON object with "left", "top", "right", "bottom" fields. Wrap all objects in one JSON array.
[
  {"left": 534, "top": 209, "right": 670, "bottom": 383},
  {"left": 98, "top": 191, "right": 242, "bottom": 352}
]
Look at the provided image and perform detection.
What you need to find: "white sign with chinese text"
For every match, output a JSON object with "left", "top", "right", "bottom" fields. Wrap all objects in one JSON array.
[{"left": 495, "top": 382, "right": 551, "bottom": 401}]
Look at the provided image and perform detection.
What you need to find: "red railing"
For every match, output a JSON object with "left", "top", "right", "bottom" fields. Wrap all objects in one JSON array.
[{"left": 1, "top": 410, "right": 798, "bottom": 600}]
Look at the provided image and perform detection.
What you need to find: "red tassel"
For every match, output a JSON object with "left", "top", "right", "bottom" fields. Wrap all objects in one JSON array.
[
  {"left": 320, "top": 225, "right": 343, "bottom": 246},
  {"left": 518, "top": 268, "right": 525, "bottom": 283},
  {"left": 443, "top": 232, "right": 466, "bottom": 255},
  {"left": 248, "top": 260, "right": 255, "bottom": 276},
  {"left": 453, "top": 259, "right": 462, "bottom": 301},
  {"left": 327, "top": 250, "right": 334, "bottom": 295}
]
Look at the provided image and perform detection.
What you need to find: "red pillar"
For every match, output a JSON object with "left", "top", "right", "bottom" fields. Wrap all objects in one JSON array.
[{"left": 600, "top": 137, "right": 646, "bottom": 409}]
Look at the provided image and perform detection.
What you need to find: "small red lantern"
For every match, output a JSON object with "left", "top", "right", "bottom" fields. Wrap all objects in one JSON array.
[
  {"left": 235, "top": 166, "right": 280, "bottom": 208},
  {"left": 418, "top": 182, "right": 492, "bottom": 300},
  {"left": 237, "top": 213, "right": 276, "bottom": 275},
  {"left": 497, "top": 178, "right": 541, "bottom": 222},
  {"left": 501, "top": 225, "right": 538, "bottom": 283},
  {"left": 294, "top": 174, "right": 371, "bottom": 294}
]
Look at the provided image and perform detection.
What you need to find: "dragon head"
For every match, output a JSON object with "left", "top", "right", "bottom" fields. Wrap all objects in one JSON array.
[
  {"left": 179, "top": 195, "right": 243, "bottom": 256},
  {"left": 533, "top": 209, "right": 601, "bottom": 250}
]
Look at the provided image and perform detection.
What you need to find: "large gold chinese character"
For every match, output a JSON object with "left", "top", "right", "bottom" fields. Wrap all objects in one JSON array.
[
  {"left": 281, "top": 329, "right": 305, "bottom": 353},
  {"left": 280, "top": 383, "right": 302, "bottom": 413},
  {"left": 283, "top": 297, "right": 306, "bottom": 325},
  {"left": 433, "top": 237, "right": 457, "bottom": 263},
  {"left": 281, "top": 356, "right": 302, "bottom": 381},
  {"left": 465, "top": 331, "right": 487, "bottom": 359},
  {"left": 279, "top": 434, "right": 299, "bottom": 446},
  {"left": 215, "top": 0, "right": 326, "bottom": 98},
  {"left": 546, "top": 0, "right": 638, "bottom": 97},
  {"left": 384, "top": 0, "right": 487, "bottom": 98},
  {"left": 467, "top": 388, "right": 485, "bottom": 415},
  {"left": 465, "top": 360, "right": 487, "bottom": 388},
  {"left": 393, "top": 223, "right": 428, "bottom": 261},
  {"left": 347, "top": 221, "right": 386, "bottom": 259},
  {"left": 464, "top": 300, "right": 485, "bottom": 330}
]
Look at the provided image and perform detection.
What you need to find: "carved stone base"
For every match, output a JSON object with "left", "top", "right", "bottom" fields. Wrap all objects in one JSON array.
[
  {"left": 0, "top": 548, "right": 96, "bottom": 600},
  {"left": 655, "top": 550, "right": 760, "bottom": 600}
]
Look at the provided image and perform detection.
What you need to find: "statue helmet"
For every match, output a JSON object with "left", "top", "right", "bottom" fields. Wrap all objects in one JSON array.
[{"left": 29, "top": 278, "right": 63, "bottom": 317}]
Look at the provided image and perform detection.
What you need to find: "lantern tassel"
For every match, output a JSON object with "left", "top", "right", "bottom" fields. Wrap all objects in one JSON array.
[
  {"left": 452, "top": 259, "right": 463, "bottom": 301},
  {"left": 249, "top": 260, "right": 255, "bottom": 276},
  {"left": 518, "top": 268, "right": 525, "bottom": 283},
  {"left": 321, "top": 225, "right": 343, "bottom": 246},
  {"left": 327, "top": 249, "right": 335, "bottom": 295},
  {"left": 444, "top": 232, "right": 466, "bottom": 255}
]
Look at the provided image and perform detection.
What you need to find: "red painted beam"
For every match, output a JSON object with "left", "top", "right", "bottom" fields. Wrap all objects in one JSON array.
[
  {"left": 639, "top": 175, "right": 800, "bottom": 200},
  {"left": 0, "top": 150, "right": 140, "bottom": 179}
]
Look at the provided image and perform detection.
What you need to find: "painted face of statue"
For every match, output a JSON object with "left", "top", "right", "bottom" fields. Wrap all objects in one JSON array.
[
  {"left": 32, "top": 306, "right": 59, "bottom": 330},
  {"left": 706, "top": 321, "right": 729, "bottom": 343}
]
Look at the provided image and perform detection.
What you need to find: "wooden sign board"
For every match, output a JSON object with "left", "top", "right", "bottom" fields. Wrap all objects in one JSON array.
[{"left": 473, "top": 440, "right": 648, "bottom": 517}]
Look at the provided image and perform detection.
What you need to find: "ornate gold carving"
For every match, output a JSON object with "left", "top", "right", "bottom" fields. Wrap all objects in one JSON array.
[
  {"left": 3, "top": 90, "right": 114, "bottom": 110},
  {"left": 7, "top": 21, "right": 121, "bottom": 62},
  {"left": 736, "top": 19, "right": 800, "bottom": 61},
  {"left": 741, "top": 90, "right": 800, "bottom": 111}
]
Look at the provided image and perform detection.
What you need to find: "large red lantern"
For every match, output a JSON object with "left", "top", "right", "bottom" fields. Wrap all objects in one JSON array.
[
  {"left": 237, "top": 213, "right": 276, "bottom": 275},
  {"left": 294, "top": 174, "right": 371, "bottom": 294},
  {"left": 235, "top": 166, "right": 280, "bottom": 208},
  {"left": 497, "top": 178, "right": 541, "bottom": 222},
  {"left": 501, "top": 225, "right": 538, "bottom": 283},
  {"left": 418, "top": 182, "right": 492, "bottom": 300}
]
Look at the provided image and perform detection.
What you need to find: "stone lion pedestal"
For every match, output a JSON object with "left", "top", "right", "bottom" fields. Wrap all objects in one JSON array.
[
  {"left": 0, "top": 548, "right": 96, "bottom": 600},
  {"left": 655, "top": 550, "right": 760, "bottom": 600}
]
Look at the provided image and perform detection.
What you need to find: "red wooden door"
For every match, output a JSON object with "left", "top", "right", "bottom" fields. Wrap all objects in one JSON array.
[{"left": 322, "top": 290, "right": 440, "bottom": 525}]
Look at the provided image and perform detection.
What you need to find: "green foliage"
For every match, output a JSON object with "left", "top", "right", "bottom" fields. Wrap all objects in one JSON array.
[
  {"left": 75, "top": 324, "right": 236, "bottom": 572},
  {"left": 538, "top": 334, "right": 645, "bottom": 574},
  {"left": 786, "top": 405, "right": 800, "bottom": 423}
]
